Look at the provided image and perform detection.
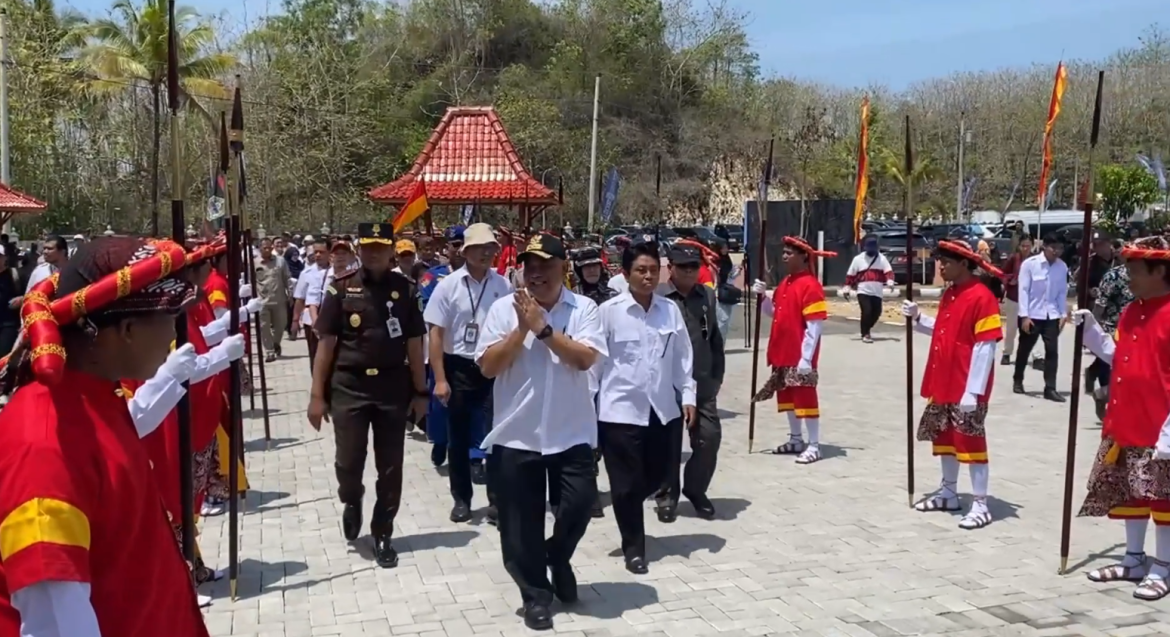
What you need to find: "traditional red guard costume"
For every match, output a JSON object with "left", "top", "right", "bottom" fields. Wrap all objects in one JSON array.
[
  {"left": 751, "top": 236, "right": 836, "bottom": 464},
  {"left": 0, "top": 237, "right": 209, "bottom": 636},
  {"left": 903, "top": 240, "right": 1002, "bottom": 530},
  {"left": 1077, "top": 236, "right": 1170, "bottom": 601},
  {"left": 203, "top": 257, "right": 251, "bottom": 507}
]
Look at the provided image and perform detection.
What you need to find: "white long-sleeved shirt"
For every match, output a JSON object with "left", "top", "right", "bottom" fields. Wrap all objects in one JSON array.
[
  {"left": 476, "top": 288, "right": 608, "bottom": 454},
  {"left": 1017, "top": 253, "right": 1069, "bottom": 320},
  {"left": 596, "top": 292, "right": 695, "bottom": 425},
  {"left": 844, "top": 252, "right": 894, "bottom": 297}
]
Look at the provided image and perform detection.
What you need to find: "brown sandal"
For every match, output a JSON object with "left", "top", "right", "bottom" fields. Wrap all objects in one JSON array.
[{"left": 1087, "top": 552, "right": 1148, "bottom": 583}]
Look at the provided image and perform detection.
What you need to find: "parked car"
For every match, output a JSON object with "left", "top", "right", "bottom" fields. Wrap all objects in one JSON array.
[
  {"left": 713, "top": 224, "right": 743, "bottom": 252},
  {"left": 673, "top": 226, "right": 721, "bottom": 250},
  {"left": 871, "top": 230, "right": 935, "bottom": 285}
]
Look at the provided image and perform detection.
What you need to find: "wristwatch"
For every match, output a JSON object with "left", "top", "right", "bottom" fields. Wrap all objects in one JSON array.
[{"left": 536, "top": 324, "right": 554, "bottom": 340}]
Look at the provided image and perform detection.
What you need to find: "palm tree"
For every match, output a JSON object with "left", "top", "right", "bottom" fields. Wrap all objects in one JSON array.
[
  {"left": 74, "top": 0, "right": 236, "bottom": 236},
  {"left": 878, "top": 146, "right": 943, "bottom": 218}
]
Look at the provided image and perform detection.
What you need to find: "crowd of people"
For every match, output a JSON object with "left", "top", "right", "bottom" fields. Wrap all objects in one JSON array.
[{"left": 0, "top": 215, "right": 1165, "bottom": 635}]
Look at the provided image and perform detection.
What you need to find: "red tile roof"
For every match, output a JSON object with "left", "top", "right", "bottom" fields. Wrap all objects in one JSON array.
[
  {"left": 369, "top": 106, "right": 557, "bottom": 206},
  {"left": 0, "top": 183, "right": 46, "bottom": 212}
]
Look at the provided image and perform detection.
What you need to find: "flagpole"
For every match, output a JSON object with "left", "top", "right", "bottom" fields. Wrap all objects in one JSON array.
[
  {"left": 231, "top": 75, "right": 271, "bottom": 445},
  {"left": 220, "top": 110, "right": 242, "bottom": 601},
  {"left": 1059, "top": 69, "right": 1105, "bottom": 575},
  {"left": 166, "top": 0, "right": 195, "bottom": 565},
  {"left": 747, "top": 137, "right": 774, "bottom": 455}
]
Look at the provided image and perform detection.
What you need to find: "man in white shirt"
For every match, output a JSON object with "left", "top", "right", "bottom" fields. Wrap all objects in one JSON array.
[
  {"left": 842, "top": 235, "right": 895, "bottom": 343},
  {"left": 597, "top": 241, "right": 696, "bottom": 576},
  {"left": 475, "top": 233, "right": 606, "bottom": 631},
  {"left": 424, "top": 223, "right": 513, "bottom": 523},
  {"left": 25, "top": 235, "right": 68, "bottom": 293},
  {"left": 1013, "top": 233, "right": 1069, "bottom": 402},
  {"left": 292, "top": 238, "right": 330, "bottom": 371}
]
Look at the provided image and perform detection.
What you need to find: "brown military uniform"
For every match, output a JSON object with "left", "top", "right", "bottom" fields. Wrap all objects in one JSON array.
[{"left": 316, "top": 267, "right": 426, "bottom": 536}]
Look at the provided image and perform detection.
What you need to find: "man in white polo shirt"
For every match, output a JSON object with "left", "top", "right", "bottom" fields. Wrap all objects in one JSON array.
[
  {"left": 476, "top": 233, "right": 606, "bottom": 631},
  {"left": 424, "top": 223, "right": 513, "bottom": 522}
]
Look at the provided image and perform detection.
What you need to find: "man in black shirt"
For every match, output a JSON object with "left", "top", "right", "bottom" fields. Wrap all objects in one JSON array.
[{"left": 1084, "top": 231, "right": 1118, "bottom": 395}]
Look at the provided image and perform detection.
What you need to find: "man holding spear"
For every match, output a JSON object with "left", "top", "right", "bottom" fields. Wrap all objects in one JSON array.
[
  {"left": 901, "top": 241, "right": 1003, "bottom": 530},
  {"left": 1075, "top": 235, "right": 1170, "bottom": 601}
]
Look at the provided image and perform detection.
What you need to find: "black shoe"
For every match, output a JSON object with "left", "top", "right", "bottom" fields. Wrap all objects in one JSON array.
[
  {"left": 1095, "top": 397, "right": 1108, "bottom": 421},
  {"left": 1013, "top": 381, "right": 1026, "bottom": 395},
  {"left": 430, "top": 444, "right": 446, "bottom": 468},
  {"left": 450, "top": 501, "right": 472, "bottom": 523},
  {"left": 374, "top": 534, "right": 398, "bottom": 568},
  {"left": 1000, "top": 354, "right": 1011, "bottom": 366},
  {"left": 550, "top": 563, "right": 578, "bottom": 604},
  {"left": 471, "top": 462, "right": 486, "bottom": 485},
  {"left": 625, "top": 555, "right": 648, "bottom": 575},
  {"left": 687, "top": 494, "right": 716, "bottom": 520},
  {"left": 485, "top": 505, "right": 498, "bottom": 526},
  {"left": 342, "top": 503, "right": 362, "bottom": 541},
  {"left": 590, "top": 498, "right": 605, "bottom": 518},
  {"left": 656, "top": 506, "right": 677, "bottom": 523},
  {"left": 522, "top": 603, "right": 553, "bottom": 631},
  {"left": 1044, "top": 388, "right": 1066, "bottom": 403}
]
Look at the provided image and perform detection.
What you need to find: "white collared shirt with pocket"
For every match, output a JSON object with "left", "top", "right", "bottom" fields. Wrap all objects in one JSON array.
[
  {"left": 423, "top": 266, "right": 513, "bottom": 358},
  {"left": 596, "top": 292, "right": 695, "bottom": 426},
  {"left": 475, "top": 288, "right": 608, "bottom": 454}
]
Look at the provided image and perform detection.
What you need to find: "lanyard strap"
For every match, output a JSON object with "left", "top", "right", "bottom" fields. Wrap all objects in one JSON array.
[{"left": 464, "top": 276, "right": 490, "bottom": 321}]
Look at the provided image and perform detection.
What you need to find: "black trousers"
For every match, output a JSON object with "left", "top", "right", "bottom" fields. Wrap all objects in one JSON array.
[
  {"left": 444, "top": 354, "right": 495, "bottom": 505},
  {"left": 1014, "top": 318, "right": 1060, "bottom": 390},
  {"left": 0, "top": 324, "right": 18, "bottom": 357},
  {"left": 306, "top": 328, "right": 319, "bottom": 374},
  {"left": 1088, "top": 357, "right": 1111, "bottom": 387},
  {"left": 494, "top": 443, "right": 596, "bottom": 606},
  {"left": 330, "top": 371, "right": 409, "bottom": 536},
  {"left": 857, "top": 293, "right": 883, "bottom": 337},
  {"left": 600, "top": 413, "right": 676, "bottom": 560},
  {"left": 656, "top": 395, "right": 721, "bottom": 511}
]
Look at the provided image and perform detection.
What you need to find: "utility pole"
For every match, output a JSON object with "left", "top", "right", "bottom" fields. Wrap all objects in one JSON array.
[
  {"left": 586, "top": 74, "right": 601, "bottom": 233},
  {"left": 1071, "top": 159, "right": 1079, "bottom": 211},
  {"left": 955, "top": 112, "right": 965, "bottom": 221},
  {"left": 1, "top": 9, "right": 10, "bottom": 235}
]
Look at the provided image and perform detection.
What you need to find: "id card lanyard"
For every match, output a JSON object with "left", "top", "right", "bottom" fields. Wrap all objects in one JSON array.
[{"left": 462, "top": 276, "right": 489, "bottom": 345}]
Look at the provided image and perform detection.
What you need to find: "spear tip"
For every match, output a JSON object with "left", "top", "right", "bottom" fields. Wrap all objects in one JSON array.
[
  {"left": 230, "top": 578, "right": 237, "bottom": 601},
  {"left": 1059, "top": 556, "right": 1069, "bottom": 575}
]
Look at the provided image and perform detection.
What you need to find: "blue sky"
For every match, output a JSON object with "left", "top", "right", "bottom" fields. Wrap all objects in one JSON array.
[{"left": 63, "top": 0, "right": 1166, "bottom": 90}]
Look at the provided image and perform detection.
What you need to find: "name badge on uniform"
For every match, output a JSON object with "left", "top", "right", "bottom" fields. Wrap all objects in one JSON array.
[
  {"left": 385, "top": 301, "right": 402, "bottom": 338},
  {"left": 463, "top": 323, "right": 480, "bottom": 346}
]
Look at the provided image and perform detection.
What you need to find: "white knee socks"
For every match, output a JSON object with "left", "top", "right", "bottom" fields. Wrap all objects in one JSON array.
[
  {"left": 786, "top": 412, "right": 802, "bottom": 442},
  {"left": 1152, "top": 525, "right": 1170, "bottom": 579},
  {"left": 968, "top": 464, "right": 990, "bottom": 516},
  {"left": 940, "top": 455, "right": 959, "bottom": 498},
  {"left": 805, "top": 418, "right": 821, "bottom": 447}
]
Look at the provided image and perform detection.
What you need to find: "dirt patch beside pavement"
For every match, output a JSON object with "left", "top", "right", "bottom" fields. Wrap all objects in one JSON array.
[{"left": 828, "top": 297, "right": 940, "bottom": 323}]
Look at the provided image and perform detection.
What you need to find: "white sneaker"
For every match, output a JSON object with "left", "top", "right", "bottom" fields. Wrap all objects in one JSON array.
[{"left": 197, "top": 593, "right": 212, "bottom": 608}]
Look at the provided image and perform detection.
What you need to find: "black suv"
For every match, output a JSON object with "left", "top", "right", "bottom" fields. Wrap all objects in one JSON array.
[{"left": 713, "top": 224, "right": 743, "bottom": 252}]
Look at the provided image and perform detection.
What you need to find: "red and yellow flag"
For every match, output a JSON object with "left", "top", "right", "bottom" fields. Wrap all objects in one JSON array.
[
  {"left": 1037, "top": 63, "right": 1068, "bottom": 205},
  {"left": 391, "top": 178, "right": 430, "bottom": 232},
  {"left": 852, "top": 96, "right": 870, "bottom": 243}
]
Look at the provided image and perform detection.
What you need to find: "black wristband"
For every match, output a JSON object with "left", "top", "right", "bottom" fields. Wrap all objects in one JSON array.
[{"left": 536, "top": 324, "right": 553, "bottom": 340}]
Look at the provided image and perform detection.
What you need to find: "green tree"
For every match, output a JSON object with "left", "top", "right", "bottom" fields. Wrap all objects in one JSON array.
[
  {"left": 1097, "top": 163, "right": 1160, "bottom": 228},
  {"left": 74, "top": 0, "right": 236, "bottom": 236}
]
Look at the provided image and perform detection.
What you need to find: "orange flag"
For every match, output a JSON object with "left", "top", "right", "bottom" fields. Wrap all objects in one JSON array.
[
  {"left": 852, "top": 96, "right": 870, "bottom": 243},
  {"left": 391, "top": 178, "right": 430, "bottom": 232},
  {"left": 1037, "top": 63, "right": 1068, "bottom": 205}
]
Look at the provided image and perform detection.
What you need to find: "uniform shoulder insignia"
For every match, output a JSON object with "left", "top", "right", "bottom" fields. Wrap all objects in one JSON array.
[{"left": 326, "top": 284, "right": 338, "bottom": 295}]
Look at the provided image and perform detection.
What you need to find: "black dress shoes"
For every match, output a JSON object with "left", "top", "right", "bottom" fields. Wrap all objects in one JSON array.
[
  {"left": 450, "top": 501, "right": 472, "bottom": 523},
  {"left": 342, "top": 503, "right": 362, "bottom": 541},
  {"left": 1044, "top": 388, "right": 1066, "bottom": 403},
  {"left": 485, "top": 505, "right": 498, "bottom": 526},
  {"left": 688, "top": 494, "right": 717, "bottom": 520},
  {"left": 1012, "top": 381, "right": 1026, "bottom": 395},
  {"left": 656, "top": 507, "right": 677, "bottom": 523},
  {"left": 374, "top": 534, "right": 398, "bottom": 568},
  {"left": 522, "top": 603, "right": 553, "bottom": 631},
  {"left": 625, "top": 555, "right": 648, "bottom": 575}
]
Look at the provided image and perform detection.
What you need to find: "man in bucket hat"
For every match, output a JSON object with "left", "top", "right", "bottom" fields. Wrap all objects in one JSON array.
[{"left": 901, "top": 239, "right": 1004, "bottom": 530}]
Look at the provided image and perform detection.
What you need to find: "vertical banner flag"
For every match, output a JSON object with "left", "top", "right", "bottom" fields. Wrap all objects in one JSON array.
[
  {"left": 961, "top": 176, "right": 977, "bottom": 213},
  {"left": 391, "top": 178, "right": 430, "bottom": 232},
  {"left": 1037, "top": 62, "right": 1068, "bottom": 205},
  {"left": 207, "top": 163, "right": 226, "bottom": 221},
  {"left": 1155, "top": 153, "right": 1168, "bottom": 192},
  {"left": 600, "top": 167, "right": 620, "bottom": 224},
  {"left": 1044, "top": 179, "right": 1059, "bottom": 211},
  {"left": 852, "top": 96, "right": 871, "bottom": 243},
  {"left": 461, "top": 204, "right": 474, "bottom": 225}
]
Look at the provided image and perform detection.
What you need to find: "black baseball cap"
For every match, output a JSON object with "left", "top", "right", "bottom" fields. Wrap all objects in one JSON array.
[
  {"left": 1092, "top": 229, "right": 1114, "bottom": 243},
  {"left": 571, "top": 246, "right": 603, "bottom": 266},
  {"left": 669, "top": 244, "right": 702, "bottom": 266},
  {"left": 518, "top": 233, "right": 567, "bottom": 263}
]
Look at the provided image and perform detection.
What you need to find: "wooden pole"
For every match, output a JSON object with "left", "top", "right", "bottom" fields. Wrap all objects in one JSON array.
[
  {"left": 747, "top": 137, "right": 774, "bottom": 454},
  {"left": 1059, "top": 69, "right": 1105, "bottom": 575},
  {"left": 166, "top": 0, "right": 195, "bottom": 565},
  {"left": 220, "top": 111, "right": 243, "bottom": 601},
  {"left": 903, "top": 115, "right": 916, "bottom": 509}
]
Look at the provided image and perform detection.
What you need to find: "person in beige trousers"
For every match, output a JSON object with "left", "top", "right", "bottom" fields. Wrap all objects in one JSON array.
[{"left": 254, "top": 237, "right": 291, "bottom": 361}]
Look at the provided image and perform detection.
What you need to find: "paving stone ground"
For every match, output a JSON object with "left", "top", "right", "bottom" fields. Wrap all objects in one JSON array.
[{"left": 198, "top": 315, "right": 1170, "bottom": 637}]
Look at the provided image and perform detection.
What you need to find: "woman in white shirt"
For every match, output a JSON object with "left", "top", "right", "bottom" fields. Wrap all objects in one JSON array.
[{"left": 596, "top": 241, "right": 696, "bottom": 576}]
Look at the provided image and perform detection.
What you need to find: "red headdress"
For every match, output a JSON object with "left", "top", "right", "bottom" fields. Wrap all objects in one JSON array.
[
  {"left": 783, "top": 236, "right": 838, "bottom": 258},
  {"left": 5, "top": 237, "right": 195, "bottom": 386},
  {"left": 1120, "top": 235, "right": 1170, "bottom": 262},
  {"left": 936, "top": 239, "right": 1004, "bottom": 278}
]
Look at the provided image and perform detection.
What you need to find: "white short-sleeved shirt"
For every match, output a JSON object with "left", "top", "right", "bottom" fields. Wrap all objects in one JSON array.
[
  {"left": 292, "top": 264, "right": 328, "bottom": 326},
  {"left": 596, "top": 292, "right": 695, "bottom": 426},
  {"left": 475, "top": 287, "right": 607, "bottom": 454},
  {"left": 607, "top": 272, "right": 628, "bottom": 295},
  {"left": 25, "top": 262, "right": 57, "bottom": 293},
  {"left": 423, "top": 266, "right": 513, "bottom": 358}
]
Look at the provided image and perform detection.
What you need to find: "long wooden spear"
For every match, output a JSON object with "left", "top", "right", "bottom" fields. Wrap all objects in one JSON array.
[
  {"left": 903, "top": 115, "right": 916, "bottom": 508},
  {"left": 166, "top": 0, "right": 195, "bottom": 563},
  {"left": 1059, "top": 69, "right": 1105, "bottom": 575},
  {"left": 221, "top": 110, "right": 243, "bottom": 600},
  {"left": 230, "top": 77, "right": 272, "bottom": 444},
  {"left": 747, "top": 137, "right": 774, "bottom": 454}
]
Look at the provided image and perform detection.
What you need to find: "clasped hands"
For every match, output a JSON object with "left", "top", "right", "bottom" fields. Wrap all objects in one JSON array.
[{"left": 513, "top": 289, "right": 548, "bottom": 335}]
